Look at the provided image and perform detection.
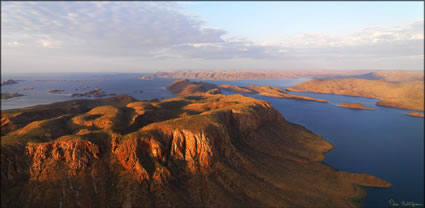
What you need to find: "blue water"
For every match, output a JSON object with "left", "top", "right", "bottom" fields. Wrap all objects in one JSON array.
[
  {"left": 1, "top": 73, "right": 423, "bottom": 208},
  {"left": 1, "top": 73, "right": 176, "bottom": 110}
]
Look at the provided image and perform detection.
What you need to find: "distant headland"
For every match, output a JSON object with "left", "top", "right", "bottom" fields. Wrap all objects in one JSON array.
[{"left": 166, "top": 79, "right": 329, "bottom": 103}]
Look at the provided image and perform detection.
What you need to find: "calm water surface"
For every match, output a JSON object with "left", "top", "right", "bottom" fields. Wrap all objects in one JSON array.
[{"left": 1, "top": 73, "right": 423, "bottom": 208}]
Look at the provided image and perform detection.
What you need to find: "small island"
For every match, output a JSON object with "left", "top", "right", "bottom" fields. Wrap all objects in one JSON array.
[
  {"left": 1, "top": 92, "right": 24, "bottom": 99},
  {"left": 71, "top": 88, "right": 116, "bottom": 97},
  {"left": 407, "top": 112, "right": 425, "bottom": 118},
  {"left": 133, "top": 90, "right": 144, "bottom": 93},
  {"left": 72, "top": 85, "right": 91, "bottom": 91},
  {"left": 35, "top": 79, "right": 105, "bottom": 82},
  {"left": 337, "top": 103, "right": 375, "bottom": 110},
  {"left": 137, "top": 75, "right": 154, "bottom": 80},
  {"left": 18, "top": 88, "right": 34, "bottom": 91},
  {"left": 1, "top": 79, "right": 19, "bottom": 86},
  {"left": 48, "top": 89, "right": 66, "bottom": 94}
]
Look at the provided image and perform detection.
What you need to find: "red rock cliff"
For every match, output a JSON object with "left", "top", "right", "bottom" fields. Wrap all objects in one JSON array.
[{"left": 1, "top": 94, "right": 390, "bottom": 208}]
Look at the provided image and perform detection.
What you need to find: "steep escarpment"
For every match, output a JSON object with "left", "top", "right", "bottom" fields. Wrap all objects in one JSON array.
[
  {"left": 1, "top": 94, "right": 390, "bottom": 208},
  {"left": 167, "top": 79, "right": 328, "bottom": 103},
  {"left": 288, "top": 78, "right": 424, "bottom": 111}
]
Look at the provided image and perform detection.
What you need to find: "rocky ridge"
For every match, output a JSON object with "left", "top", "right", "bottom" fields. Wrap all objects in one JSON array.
[{"left": 1, "top": 94, "right": 390, "bottom": 208}]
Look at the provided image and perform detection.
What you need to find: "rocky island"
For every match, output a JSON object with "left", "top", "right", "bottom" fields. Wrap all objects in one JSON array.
[
  {"left": 1, "top": 79, "right": 19, "bottom": 86},
  {"left": 71, "top": 88, "right": 116, "bottom": 98},
  {"left": 407, "top": 112, "right": 425, "bottom": 118},
  {"left": 72, "top": 85, "right": 91, "bottom": 91},
  {"left": 167, "top": 79, "right": 329, "bottom": 103},
  {"left": 48, "top": 89, "right": 66, "bottom": 94},
  {"left": 337, "top": 103, "right": 376, "bottom": 110},
  {"left": 138, "top": 75, "right": 154, "bottom": 80},
  {"left": 18, "top": 88, "right": 34, "bottom": 91},
  {"left": 1, "top": 94, "right": 390, "bottom": 208},
  {"left": 1, "top": 92, "right": 25, "bottom": 99}
]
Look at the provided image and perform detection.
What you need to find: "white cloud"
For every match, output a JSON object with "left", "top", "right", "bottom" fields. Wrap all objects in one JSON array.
[
  {"left": 7, "top": 41, "right": 19, "bottom": 46},
  {"left": 1, "top": 2, "right": 423, "bottom": 73}
]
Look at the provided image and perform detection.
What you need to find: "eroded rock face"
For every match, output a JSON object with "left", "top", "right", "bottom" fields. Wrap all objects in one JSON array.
[
  {"left": 1, "top": 94, "right": 390, "bottom": 208},
  {"left": 26, "top": 138, "right": 100, "bottom": 180}
]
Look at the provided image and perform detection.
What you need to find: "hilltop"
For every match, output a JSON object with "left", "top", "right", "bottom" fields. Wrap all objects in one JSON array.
[{"left": 1, "top": 94, "right": 389, "bottom": 207}]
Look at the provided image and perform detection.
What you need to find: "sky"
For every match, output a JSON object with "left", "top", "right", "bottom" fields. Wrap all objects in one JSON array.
[{"left": 1, "top": 1, "right": 424, "bottom": 74}]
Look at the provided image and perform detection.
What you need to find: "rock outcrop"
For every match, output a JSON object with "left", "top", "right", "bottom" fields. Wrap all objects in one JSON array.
[{"left": 1, "top": 94, "right": 390, "bottom": 208}]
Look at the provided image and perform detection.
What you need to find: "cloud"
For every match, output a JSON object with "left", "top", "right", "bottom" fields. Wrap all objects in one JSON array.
[
  {"left": 7, "top": 41, "right": 19, "bottom": 46},
  {"left": 1, "top": 2, "right": 423, "bottom": 72},
  {"left": 1, "top": 2, "right": 235, "bottom": 57}
]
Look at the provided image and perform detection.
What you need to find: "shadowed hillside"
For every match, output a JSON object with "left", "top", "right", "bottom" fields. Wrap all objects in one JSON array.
[{"left": 1, "top": 94, "right": 390, "bottom": 208}]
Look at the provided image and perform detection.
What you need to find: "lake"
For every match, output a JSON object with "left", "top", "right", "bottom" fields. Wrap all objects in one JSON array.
[{"left": 1, "top": 73, "right": 423, "bottom": 208}]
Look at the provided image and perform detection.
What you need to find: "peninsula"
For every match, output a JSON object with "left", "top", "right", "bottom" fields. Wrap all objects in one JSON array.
[
  {"left": 1, "top": 94, "right": 390, "bottom": 208},
  {"left": 407, "top": 112, "right": 425, "bottom": 118},
  {"left": 167, "top": 79, "right": 329, "bottom": 103},
  {"left": 288, "top": 78, "right": 424, "bottom": 111},
  {"left": 337, "top": 103, "right": 376, "bottom": 110}
]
